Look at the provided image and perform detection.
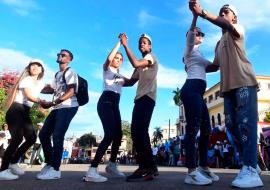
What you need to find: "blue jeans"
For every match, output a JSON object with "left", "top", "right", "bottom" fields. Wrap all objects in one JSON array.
[
  {"left": 39, "top": 107, "right": 78, "bottom": 170},
  {"left": 224, "top": 86, "right": 258, "bottom": 168},
  {"left": 180, "top": 79, "right": 211, "bottom": 169}
]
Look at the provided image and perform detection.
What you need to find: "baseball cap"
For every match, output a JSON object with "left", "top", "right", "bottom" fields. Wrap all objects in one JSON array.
[
  {"left": 220, "top": 4, "right": 238, "bottom": 16},
  {"left": 139, "top": 33, "right": 152, "bottom": 44},
  {"left": 29, "top": 59, "right": 44, "bottom": 66}
]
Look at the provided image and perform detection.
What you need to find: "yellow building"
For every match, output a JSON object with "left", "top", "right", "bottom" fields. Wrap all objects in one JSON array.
[
  {"left": 204, "top": 75, "right": 270, "bottom": 127},
  {"left": 177, "top": 75, "right": 270, "bottom": 132}
]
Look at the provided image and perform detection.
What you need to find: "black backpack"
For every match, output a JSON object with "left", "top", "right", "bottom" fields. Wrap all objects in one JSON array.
[{"left": 56, "top": 67, "right": 89, "bottom": 106}]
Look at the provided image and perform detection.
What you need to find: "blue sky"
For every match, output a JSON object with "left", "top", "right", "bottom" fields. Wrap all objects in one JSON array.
[{"left": 0, "top": 0, "right": 269, "bottom": 138}]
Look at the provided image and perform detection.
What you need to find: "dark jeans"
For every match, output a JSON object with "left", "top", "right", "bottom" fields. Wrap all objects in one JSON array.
[
  {"left": 224, "top": 86, "right": 258, "bottom": 168},
  {"left": 91, "top": 91, "right": 122, "bottom": 167},
  {"left": 1, "top": 102, "right": 36, "bottom": 171},
  {"left": 131, "top": 95, "right": 155, "bottom": 169},
  {"left": 39, "top": 107, "right": 78, "bottom": 170},
  {"left": 180, "top": 79, "right": 211, "bottom": 169}
]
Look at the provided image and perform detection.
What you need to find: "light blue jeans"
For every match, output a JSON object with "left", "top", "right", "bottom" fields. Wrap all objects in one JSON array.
[{"left": 224, "top": 86, "right": 258, "bottom": 168}]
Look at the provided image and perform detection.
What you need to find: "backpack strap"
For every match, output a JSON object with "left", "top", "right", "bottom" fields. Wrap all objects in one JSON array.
[{"left": 55, "top": 67, "right": 70, "bottom": 84}]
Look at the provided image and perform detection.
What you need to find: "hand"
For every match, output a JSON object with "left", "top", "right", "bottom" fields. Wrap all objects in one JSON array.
[
  {"left": 119, "top": 33, "right": 128, "bottom": 46},
  {"left": 40, "top": 101, "right": 54, "bottom": 109},
  {"left": 189, "top": 0, "right": 202, "bottom": 16}
]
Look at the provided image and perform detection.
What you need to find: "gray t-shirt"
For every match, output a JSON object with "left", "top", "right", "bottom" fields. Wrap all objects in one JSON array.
[
  {"left": 131, "top": 53, "right": 158, "bottom": 101},
  {"left": 215, "top": 23, "right": 257, "bottom": 95}
]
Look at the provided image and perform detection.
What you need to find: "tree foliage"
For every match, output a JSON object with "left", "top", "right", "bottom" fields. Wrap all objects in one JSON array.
[
  {"left": 77, "top": 133, "right": 97, "bottom": 147},
  {"left": 152, "top": 127, "right": 163, "bottom": 146},
  {"left": 264, "top": 112, "right": 270, "bottom": 123},
  {"left": 122, "top": 120, "right": 133, "bottom": 152},
  {"left": 172, "top": 87, "right": 181, "bottom": 106}
]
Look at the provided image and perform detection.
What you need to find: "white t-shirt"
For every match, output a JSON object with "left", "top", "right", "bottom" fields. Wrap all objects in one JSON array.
[
  {"left": 52, "top": 68, "right": 79, "bottom": 109},
  {"left": 184, "top": 31, "right": 212, "bottom": 81},
  {"left": 103, "top": 66, "right": 124, "bottom": 94},
  {"left": 14, "top": 76, "right": 44, "bottom": 107}
]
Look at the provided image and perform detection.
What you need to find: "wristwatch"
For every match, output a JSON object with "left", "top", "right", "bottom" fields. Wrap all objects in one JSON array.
[{"left": 201, "top": 9, "right": 208, "bottom": 19}]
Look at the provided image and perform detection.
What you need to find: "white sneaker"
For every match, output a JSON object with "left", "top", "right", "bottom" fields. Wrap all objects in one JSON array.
[
  {"left": 36, "top": 164, "right": 51, "bottom": 179},
  {"left": 83, "top": 167, "right": 107, "bottom": 182},
  {"left": 9, "top": 164, "right": 25, "bottom": 175},
  {"left": 256, "top": 164, "right": 262, "bottom": 175},
  {"left": 0, "top": 169, "right": 19, "bottom": 180},
  {"left": 37, "top": 167, "right": 61, "bottom": 180},
  {"left": 231, "top": 165, "right": 264, "bottom": 188},
  {"left": 197, "top": 166, "right": 219, "bottom": 181},
  {"left": 184, "top": 169, "right": 212, "bottom": 185},
  {"left": 105, "top": 162, "right": 125, "bottom": 177}
]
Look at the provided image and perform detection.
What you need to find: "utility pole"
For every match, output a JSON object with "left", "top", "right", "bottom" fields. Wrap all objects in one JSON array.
[{"left": 168, "top": 118, "right": 171, "bottom": 139}]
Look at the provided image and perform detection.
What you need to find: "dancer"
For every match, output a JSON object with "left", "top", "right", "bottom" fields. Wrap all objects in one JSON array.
[
  {"left": 84, "top": 39, "right": 125, "bottom": 182},
  {"left": 0, "top": 59, "right": 45, "bottom": 180}
]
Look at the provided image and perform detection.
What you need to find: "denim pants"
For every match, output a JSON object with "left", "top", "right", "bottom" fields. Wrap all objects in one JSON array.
[
  {"left": 131, "top": 95, "right": 155, "bottom": 169},
  {"left": 91, "top": 91, "right": 122, "bottom": 167},
  {"left": 39, "top": 107, "right": 78, "bottom": 170},
  {"left": 180, "top": 79, "right": 211, "bottom": 169},
  {"left": 224, "top": 86, "right": 258, "bottom": 168}
]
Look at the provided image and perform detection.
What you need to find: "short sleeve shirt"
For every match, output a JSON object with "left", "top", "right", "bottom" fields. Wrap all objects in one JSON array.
[
  {"left": 14, "top": 76, "right": 44, "bottom": 107},
  {"left": 52, "top": 68, "right": 79, "bottom": 109},
  {"left": 131, "top": 53, "right": 158, "bottom": 101},
  {"left": 215, "top": 24, "right": 257, "bottom": 94},
  {"left": 103, "top": 66, "right": 124, "bottom": 94}
]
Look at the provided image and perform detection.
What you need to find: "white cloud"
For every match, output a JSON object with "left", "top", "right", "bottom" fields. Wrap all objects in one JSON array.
[
  {"left": 138, "top": 10, "right": 175, "bottom": 28},
  {"left": 88, "top": 90, "right": 101, "bottom": 104},
  {"left": 157, "top": 64, "right": 186, "bottom": 89},
  {"left": 0, "top": 0, "right": 40, "bottom": 16},
  {"left": 0, "top": 47, "right": 55, "bottom": 84}
]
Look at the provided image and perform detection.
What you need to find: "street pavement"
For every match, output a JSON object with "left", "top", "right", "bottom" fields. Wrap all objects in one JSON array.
[{"left": 0, "top": 164, "right": 269, "bottom": 190}]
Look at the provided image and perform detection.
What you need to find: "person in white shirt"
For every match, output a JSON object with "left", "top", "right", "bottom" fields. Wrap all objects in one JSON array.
[
  {"left": 0, "top": 59, "right": 45, "bottom": 180},
  {"left": 84, "top": 39, "right": 126, "bottom": 183},
  {"left": 180, "top": 11, "right": 219, "bottom": 186},
  {"left": 36, "top": 49, "right": 79, "bottom": 180}
]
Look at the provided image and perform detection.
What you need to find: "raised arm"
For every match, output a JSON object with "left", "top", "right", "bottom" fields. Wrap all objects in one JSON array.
[
  {"left": 120, "top": 33, "right": 149, "bottom": 68},
  {"left": 103, "top": 41, "right": 121, "bottom": 70},
  {"left": 185, "top": 13, "right": 198, "bottom": 57},
  {"left": 189, "top": 0, "right": 240, "bottom": 38}
]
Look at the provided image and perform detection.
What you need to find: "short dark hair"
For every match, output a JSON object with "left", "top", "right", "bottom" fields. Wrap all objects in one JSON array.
[{"left": 61, "top": 49, "right": 73, "bottom": 61}]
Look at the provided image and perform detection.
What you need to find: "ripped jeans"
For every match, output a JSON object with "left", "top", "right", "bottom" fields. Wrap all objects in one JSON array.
[
  {"left": 224, "top": 86, "right": 258, "bottom": 168},
  {"left": 181, "top": 79, "right": 211, "bottom": 169}
]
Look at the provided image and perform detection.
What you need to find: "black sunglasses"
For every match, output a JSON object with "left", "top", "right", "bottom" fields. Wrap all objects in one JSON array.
[
  {"left": 57, "top": 53, "right": 68, "bottom": 57},
  {"left": 196, "top": 32, "right": 205, "bottom": 37}
]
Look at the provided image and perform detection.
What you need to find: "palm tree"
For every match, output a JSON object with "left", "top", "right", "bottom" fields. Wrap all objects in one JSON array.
[
  {"left": 172, "top": 87, "right": 181, "bottom": 106},
  {"left": 152, "top": 127, "right": 163, "bottom": 146}
]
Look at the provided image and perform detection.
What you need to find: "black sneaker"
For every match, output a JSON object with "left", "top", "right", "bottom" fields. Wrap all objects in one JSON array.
[{"left": 126, "top": 168, "right": 154, "bottom": 182}]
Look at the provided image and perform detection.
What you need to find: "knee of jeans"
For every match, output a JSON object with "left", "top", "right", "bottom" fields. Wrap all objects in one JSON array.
[
  {"left": 25, "top": 133, "right": 37, "bottom": 144},
  {"left": 238, "top": 118, "right": 250, "bottom": 143},
  {"left": 11, "top": 136, "right": 23, "bottom": 146},
  {"left": 103, "top": 134, "right": 114, "bottom": 144},
  {"left": 186, "top": 117, "right": 200, "bottom": 136}
]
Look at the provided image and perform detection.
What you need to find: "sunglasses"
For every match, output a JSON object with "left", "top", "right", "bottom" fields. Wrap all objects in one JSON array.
[
  {"left": 57, "top": 53, "right": 68, "bottom": 58},
  {"left": 196, "top": 32, "right": 205, "bottom": 37},
  {"left": 219, "top": 8, "right": 232, "bottom": 16}
]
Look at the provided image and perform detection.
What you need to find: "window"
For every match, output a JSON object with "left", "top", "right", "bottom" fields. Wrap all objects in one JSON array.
[
  {"left": 211, "top": 116, "right": 215, "bottom": 127},
  {"left": 268, "top": 83, "right": 270, "bottom": 90},
  {"left": 209, "top": 95, "right": 213, "bottom": 103},
  {"left": 217, "top": 113, "right": 221, "bottom": 125},
  {"left": 215, "top": 91, "right": 220, "bottom": 99}
]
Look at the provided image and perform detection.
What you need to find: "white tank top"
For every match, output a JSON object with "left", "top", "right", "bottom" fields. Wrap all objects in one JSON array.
[{"left": 103, "top": 66, "right": 124, "bottom": 94}]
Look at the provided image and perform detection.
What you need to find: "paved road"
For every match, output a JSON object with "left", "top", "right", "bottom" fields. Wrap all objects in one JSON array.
[{"left": 1, "top": 164, "right": 269, "bottom": 190}]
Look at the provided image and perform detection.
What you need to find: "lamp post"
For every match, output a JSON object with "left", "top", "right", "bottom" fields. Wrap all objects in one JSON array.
[{"left": 168, "top": 118, "right": 171, "bottom": 140}]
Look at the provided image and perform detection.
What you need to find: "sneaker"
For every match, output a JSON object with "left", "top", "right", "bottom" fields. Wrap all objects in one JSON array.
[
  {"left": 9, "top": 164, "right": 25, "bottom": 175},
  {"left": 83, "top": 167, "right": 107, "bottom": 182},
  {"left": 105, "top": 162, "right": 125, "bottom": 177},
  {"left": 197, "top": 166, "right": 219, "bottom": 181},
  {"left": 126, "top": 168, "right": 154, "bottom": 182},
  {"left": 256, "top": 164, "right": 262, "bottom": 175},
  {"left": 36, "top": 164, "right": 51, "bottom": 179},
  {"left": 184, "top": 169, "right": 212, "bottom": 185},
  {"left": 231, "top": 165, "right": 263, "bottom": 188},
  {"left": 0, "top": 169, "right": 19, "bottom": 180},
  {"left": 37, "top": 167, "right": 61, "bottom": 180}
]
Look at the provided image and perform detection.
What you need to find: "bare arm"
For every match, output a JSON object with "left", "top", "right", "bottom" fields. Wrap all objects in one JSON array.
[
  {"left": 54, "top": 84, "right": 76, "bottom": 104},
  {"left": 120, "top": 34, "right": 149, "bottom": 68},
  {"left": 123, "top": 77, "right": 138, "bottom": 87},
  {"left": 103, "top": 41, "right": 121, "bottom": 70}
]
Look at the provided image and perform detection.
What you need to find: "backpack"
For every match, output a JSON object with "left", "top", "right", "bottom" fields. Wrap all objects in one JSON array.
[{"left": 55, "top": 67, "right": 89, "bottom": 106}]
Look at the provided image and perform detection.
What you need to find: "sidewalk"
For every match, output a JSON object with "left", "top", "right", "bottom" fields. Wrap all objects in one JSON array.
[{"left": 0, "top": 164, "right": 269, "bottom": 190}]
